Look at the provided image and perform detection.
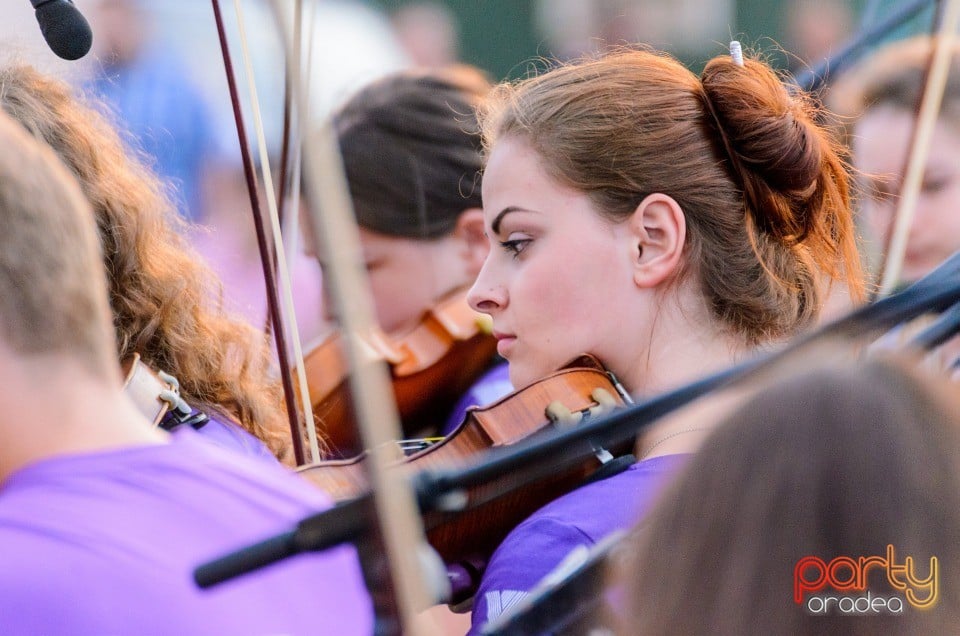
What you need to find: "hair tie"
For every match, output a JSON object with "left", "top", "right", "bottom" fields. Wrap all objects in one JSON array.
[{"left": 730, "top": 41, "right": 744, "bottom": 67}]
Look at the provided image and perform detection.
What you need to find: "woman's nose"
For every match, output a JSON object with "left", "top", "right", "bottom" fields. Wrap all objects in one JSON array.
[{"left": 467, "top": 261, "right": 506, "bottom": 314}]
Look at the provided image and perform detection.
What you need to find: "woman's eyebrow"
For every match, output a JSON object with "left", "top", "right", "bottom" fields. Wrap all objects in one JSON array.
[{"left": 491, "top": 206, "right": 539, "bottom": 234}]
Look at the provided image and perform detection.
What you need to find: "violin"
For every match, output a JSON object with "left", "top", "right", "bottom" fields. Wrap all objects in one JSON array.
[
  {"left": 121, "top": 353, "right": 202, "bottom": 430},
  {"left": 302, "top": 287, "right": 499, "bottom": 458},
  {"left": 298, "top": 354, "right": 634, "bottom": 599}
]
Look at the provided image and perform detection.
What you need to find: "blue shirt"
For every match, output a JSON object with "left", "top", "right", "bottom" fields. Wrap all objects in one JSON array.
[{"left": 86, "top": 45, "right": 216, "bottom": 221}]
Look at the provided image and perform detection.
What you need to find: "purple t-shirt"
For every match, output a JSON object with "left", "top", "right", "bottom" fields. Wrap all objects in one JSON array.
[
  {"left": 192, "top": 411, "right": 279, "bottom": 464},
  {"left": 469, "top": 454, "right": 688, "bottom": 634},
  {"left": 0, "top": 428, "right": 372, "bottom": 635},
  {"left": 441, "top": 361, "right": 513, "bottom": 436}
]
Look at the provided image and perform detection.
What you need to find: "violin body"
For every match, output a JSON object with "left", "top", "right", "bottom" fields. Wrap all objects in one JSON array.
[
  {"left": 299, "top": 355, "right": 631, "bottom": 570},
  {"left": 303, "top": 288, "right": 498, "bottom": 457}
]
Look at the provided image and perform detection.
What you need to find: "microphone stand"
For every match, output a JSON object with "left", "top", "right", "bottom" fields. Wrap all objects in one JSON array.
[
  {"left": 417, "top": 253, "right": 960, "bottom": 510},
  {"left": 194, "top": 251, "right": 960, "bottom": 588},
  {"left": 908, "top": 300, "right": 960, "bottom": 350},
  {"left": 794, "top": 0, "right": 935, "bottom": 92}
]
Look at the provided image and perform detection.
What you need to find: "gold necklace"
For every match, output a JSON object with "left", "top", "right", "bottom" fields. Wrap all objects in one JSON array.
[{"left": 639, "top": 427, "right": 711, "bottom": 460}]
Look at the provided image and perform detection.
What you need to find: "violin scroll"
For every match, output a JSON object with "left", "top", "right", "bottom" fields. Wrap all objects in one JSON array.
[{"left": 303, "top": 287, "right": 499, "bottom": 458}]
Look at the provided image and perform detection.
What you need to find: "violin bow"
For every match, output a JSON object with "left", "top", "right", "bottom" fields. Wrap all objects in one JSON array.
[
  {"left": 878, "top": 0, "right": 960, "bottom": 295},
  {"left": 265, "top": 2, "right": 445, "bottom": 633},
  {"left": 275, "top": 0, "right": 310, "bottom": 275},
  {"left": 210, "top": 0, "right": 320, "bottom": 465},
  {"left": 228, "top": 0, "right": 321, "bottom": 464}
]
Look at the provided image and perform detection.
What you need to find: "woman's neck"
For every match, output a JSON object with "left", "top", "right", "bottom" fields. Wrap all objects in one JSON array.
[
  {"left": 612, "top": 287, "right": 756, "bottom": 461},
  {"left": 619, "top": 287, "right": 751, "bottom": 398}
]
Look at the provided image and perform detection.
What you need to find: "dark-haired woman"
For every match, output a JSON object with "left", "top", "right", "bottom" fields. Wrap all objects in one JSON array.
[
  {"left": 464, "top": 47, "right": 865, "bottom": 632},
  {"left": 312, "top": 67, "right": 512, "bottom": 435}
]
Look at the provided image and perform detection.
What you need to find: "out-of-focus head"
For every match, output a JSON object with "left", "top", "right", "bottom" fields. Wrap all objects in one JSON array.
[
  {"left": 0, "top": 108, "right": 115, "bottom": 379},
  {"left": 832, "top": 36, "right": 960, "bottom": 284},
  {"left": 335, "top": 66, "right": 489, "bottom": 239},
  {"left": 784, "top": 0, "right": 853, "bottom": 69},
  {"left": 321, "top": 68, "right": 491, "bottom": 336},
  {"left": 468, "top": 48, "right": 864, "bottom": 387},
  {"left": 87, "top": 0, "right": 149, "bottom": 66},
  {"left": 0, "top": 62, "right": 190, "bottom": 361},
  {"left": 619, "top": 354, "right": 960, "bottom": 634},
  {"left": 390, "top": 1, "right": 460, "bottom": 69}
]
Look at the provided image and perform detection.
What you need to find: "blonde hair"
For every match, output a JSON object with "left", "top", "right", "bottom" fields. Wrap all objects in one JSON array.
[
  {"left": 0, "top": 109, "right": 115, "bottom": 376},
  {"left": 481, "top": 49, "right": 864, "bottom": 344},
  {"left": 0, "top": 64, "right": 291, "bottom": 460}
]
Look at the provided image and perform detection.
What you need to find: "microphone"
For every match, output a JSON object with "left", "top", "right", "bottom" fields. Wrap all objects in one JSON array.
[
  {"left": 31, "top": 0, "right": 92, "bottom": 61},
  {"left": 194, "top": 498, "right": 372, "bottom": 589}
]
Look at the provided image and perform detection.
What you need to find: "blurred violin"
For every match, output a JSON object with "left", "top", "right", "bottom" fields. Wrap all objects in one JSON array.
[
  {"left": 121, "top": 353, "right": 206, "bottom": 430},
  {"left": 302, "top": 287, "right": 498, "bottom": 458},
  {"left": 299, "top": 354, "right": 634, "bottom": 601}
]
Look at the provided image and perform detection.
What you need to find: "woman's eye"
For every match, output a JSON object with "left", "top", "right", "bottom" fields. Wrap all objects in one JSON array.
[{"left": 500, "top": 238, "right": 531, "bottom": 258}]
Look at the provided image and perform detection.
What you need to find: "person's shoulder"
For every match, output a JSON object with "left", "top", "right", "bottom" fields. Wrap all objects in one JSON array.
[
  {"left": 471, "top": 462, "right": 676, "bottom": 633},
  {"left": 162, "top": 428, "right": 333, "bottom": 508},
  {"left": 497, "top": 454, "right": 690, "bottom": 546},
  {"left": 0, "top": 522, "right": 79, "bottom": 598},
  {"left": 472, "top": 513, "right": 586, "bottom": 632},
  {"left": 190, "top": 411, "right": 281, "bottom": 465}
]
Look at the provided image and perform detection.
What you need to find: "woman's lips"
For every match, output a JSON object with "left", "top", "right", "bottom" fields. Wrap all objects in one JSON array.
[{"left": 494, "top": 332, "right": 516, "bottom": 357}]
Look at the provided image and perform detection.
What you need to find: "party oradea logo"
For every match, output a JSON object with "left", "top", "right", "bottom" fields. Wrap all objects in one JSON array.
[{"left": 794, "top": 545, "right": 938, "bottom": 615}]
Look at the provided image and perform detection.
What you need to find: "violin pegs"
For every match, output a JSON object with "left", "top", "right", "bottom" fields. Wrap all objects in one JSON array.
[
  {"left": 545, "top": 401, "right": 582, "bottom": 428},
  {"left": 591, "top": 388, "right": 618, "bottom": 409}
]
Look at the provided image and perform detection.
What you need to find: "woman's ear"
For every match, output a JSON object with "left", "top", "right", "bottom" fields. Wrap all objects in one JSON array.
[
  {"left": 454, "top": 208, "right": 489, "bottom": 277},
  {"left": 627, "top": 193, "right": 686, "bottom": 288}
]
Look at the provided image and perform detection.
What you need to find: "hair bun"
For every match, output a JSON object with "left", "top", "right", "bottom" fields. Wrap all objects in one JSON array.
[{"left": 700, "top": 57, "right": 825, "bottom": 243}]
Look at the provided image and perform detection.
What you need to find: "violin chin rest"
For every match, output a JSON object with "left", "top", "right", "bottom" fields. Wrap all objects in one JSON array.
[{"left": 583, "top": 454, "right": 636, "bottom": 486}]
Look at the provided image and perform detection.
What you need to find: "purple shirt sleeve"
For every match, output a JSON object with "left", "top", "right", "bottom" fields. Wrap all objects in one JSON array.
[
  {"left": 471, "top": 515, "right": 592, "bottom": 633},
  {"left": 192, "top": 411, "right": 280, "bottom": 464},
  {"left": 469, "top": 454, "right": 689, "bottom": 634}
]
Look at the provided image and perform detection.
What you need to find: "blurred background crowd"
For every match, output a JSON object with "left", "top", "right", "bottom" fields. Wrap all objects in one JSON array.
[{"left": 0, "top": 0, "right": 939, "bottom": 345}]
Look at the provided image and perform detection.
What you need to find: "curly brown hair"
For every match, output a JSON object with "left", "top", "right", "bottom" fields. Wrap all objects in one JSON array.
[{"left": 0, "top": 64, "right": 292, "bottom": 461}]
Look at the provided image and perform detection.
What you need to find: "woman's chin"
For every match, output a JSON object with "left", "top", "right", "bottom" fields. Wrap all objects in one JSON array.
[{"left": 507, "top": 358, "right": 560, "bottom": 390}]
